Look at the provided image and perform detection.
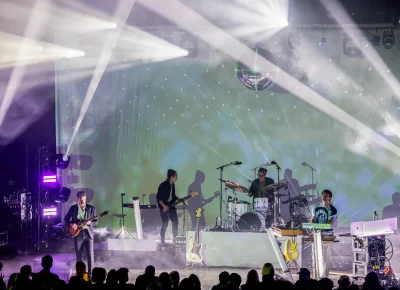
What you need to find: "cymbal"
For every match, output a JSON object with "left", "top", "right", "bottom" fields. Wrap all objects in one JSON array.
[
  {"left": 219, "top": 179, "right": 249, "bottom": 194},
  {"left": 265, "top": 183, "right": 285, "bottom": 191},
  {"left": 300, "top": 184, "right": 317, "bottom": 192},
  {"left": 281, "top": 194, "right": 307, "bottom": 205}
]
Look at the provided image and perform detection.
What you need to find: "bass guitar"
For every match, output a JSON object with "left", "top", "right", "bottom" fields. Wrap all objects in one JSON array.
[
  {"left": 186, "top": 208, "right": 203, "bottom": 263},
  {"left": 162, "top": 191, "right": 198, "bottom": 216},
  {"left": 68, "top": 211, "right": 108, "bottom": 237}
]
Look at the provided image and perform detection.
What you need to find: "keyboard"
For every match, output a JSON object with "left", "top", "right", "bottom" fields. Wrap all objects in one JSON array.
[
  {"left": 303, "top": 235, "right": 336, "bottom": 242},
  {"left": 123, "top": 204, "right": 157, "bottom": 209},
  {"left": 302, "top": 223, "right": 332, "bottom": 230}
]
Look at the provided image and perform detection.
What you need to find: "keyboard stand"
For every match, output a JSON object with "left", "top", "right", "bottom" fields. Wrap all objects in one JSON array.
[
  {"left": 266, "top": 228, "right": 293, "bottom": 283},
  {"left": 313, "top": 230, "right": 325, "bottom": 279}
]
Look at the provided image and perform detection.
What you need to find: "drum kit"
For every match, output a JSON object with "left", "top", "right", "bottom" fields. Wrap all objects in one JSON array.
[{"left": 218, "top": 179, "right": 318, "bottom": 232}]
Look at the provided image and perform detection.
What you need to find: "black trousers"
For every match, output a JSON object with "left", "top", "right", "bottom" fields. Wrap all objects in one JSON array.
[
  {"left": 74, "top": 233, "right": 94, "bottom": 275},
  {"left": 160, "top": 209, "right": 178, "bottom": 242}
]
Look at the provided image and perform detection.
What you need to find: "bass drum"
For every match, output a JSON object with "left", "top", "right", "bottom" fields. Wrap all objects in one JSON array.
[{"left": 237, "top": 211, "right": 266, "bottom": 232}]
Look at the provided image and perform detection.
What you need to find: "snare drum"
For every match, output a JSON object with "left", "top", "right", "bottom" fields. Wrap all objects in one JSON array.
[
  {"left": 228, "top": 201, "right": 250, "bottom": 221},
  {"left": 254, "top": 198, "right": 268, "bottom": 213}
]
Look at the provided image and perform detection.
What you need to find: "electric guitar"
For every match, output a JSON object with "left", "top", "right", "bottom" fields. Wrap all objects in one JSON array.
[
  {"left": 283, "top": 238, "right": 299, "bottom": 261},
  {"left": 186, "top": 208, "right": 204, "bottom": 263},
  {"left": 162, "top": 191, "right": 198, "bottom": 216},
  {"left": 68, "top": 211, "right": 108, "bottom": 237}
]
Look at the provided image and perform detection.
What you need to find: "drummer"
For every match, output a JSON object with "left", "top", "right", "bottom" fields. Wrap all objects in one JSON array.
[{"left": 248, "top": 168, "right": 275, "bottom": 203}]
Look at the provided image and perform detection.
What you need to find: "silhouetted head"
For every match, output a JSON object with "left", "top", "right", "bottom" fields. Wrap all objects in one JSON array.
[
  {"left": 364, "top": 272, "right": 380, "bottom": 287},
  {"left": 392, "top": 192, "right": 400, "bottom": 205},
  {"left": 284, "top": 169, "right": 293, "bottom": 179},
  {"left": 170, "top": 271, "right": 180, "bottom": 286},
  {"left": 195, "top": 170, "right": 205, "bottom": 183},
  {"left": 158, "top": 272, "right": 172, "bottom": 290},
  {"left": 179, "top": 278, "right": 194, "bottom": 290},
  {"left": 92, "top": 267, "right": 107, "bottom": 284},
  {"left": 219, "top": 271, "right": 230, "bottom": 286},
  {"left": 245, "top": 269, "right": 259, "bottom": 285},
  {"left": 145, "top": 265, "right": 156, "bottom": 276},
  {"left": 75, "top": 261, "right": 86, "bottom": 276},
  {"left": 189, "top": 274, "right": 201, "bottom": 290},
  {"left": 20, "top": 265, "right": 32, "bottom": 278},
  {"left": 41, "top": 255, "right": 53, "bottom": 269},
  {"left": 117, "top": 268, "right": 129, "bottom": 284},
  {"left": 338, "top": 275, "right": 350, "bottom": 288},
  {"left": 262, "top": 263, "right": 275, "bottom": 281},
  {"left": 229, "top": 273, "right": 242, "bottom": 287},
  {"left": 106, "top": 269, "right": 118, "bottom": 284}
]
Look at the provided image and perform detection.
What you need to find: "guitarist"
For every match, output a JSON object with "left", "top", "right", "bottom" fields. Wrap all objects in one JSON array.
[
  {"left": 156, "top": 169, "right": 179, "bottom": 244},
  {"left": 64, "top": 191, "right": 97, "bottom": 275}
]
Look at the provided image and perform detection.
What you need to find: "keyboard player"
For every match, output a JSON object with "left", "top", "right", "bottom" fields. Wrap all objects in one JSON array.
[{"left": 310, "top": 189, "right": 337, "bottom": 278}]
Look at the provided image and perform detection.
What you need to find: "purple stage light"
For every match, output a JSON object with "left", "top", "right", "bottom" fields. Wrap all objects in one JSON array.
[
  {"left": 43, "top": 206, "right": 57, "bottom": 217},
  {"left": 42, "top": 175, "right": 57, "bottom": 184}
]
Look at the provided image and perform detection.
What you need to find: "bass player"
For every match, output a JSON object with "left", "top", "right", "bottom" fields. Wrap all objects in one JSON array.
[
  {"left": 157, "top": 169, "right": 179, "bottom": 245},
  {"left": 64, "top": 191, "right": 97, "bottom": 275}
]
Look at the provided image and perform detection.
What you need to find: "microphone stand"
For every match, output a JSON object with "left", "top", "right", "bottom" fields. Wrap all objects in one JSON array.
[
  {"left": 216, "top": 162, "right": 235, "bottom": 230},
  {"left": 272, "top": 162, "right": 281, "bottom": 227}
]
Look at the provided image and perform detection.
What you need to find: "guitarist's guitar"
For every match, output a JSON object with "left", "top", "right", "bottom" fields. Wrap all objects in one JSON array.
[
  {"left": 186, "top": 208, "right": 204, "bottom": 263},
  {"left": 283, "top": 238, "right": 299, "bottom": 261},
  {"left": 68, "top": 211, "right": 109, "bottom": 237},
  {"left": 162, "top": 191, "right": 198, "bottom": 216}
]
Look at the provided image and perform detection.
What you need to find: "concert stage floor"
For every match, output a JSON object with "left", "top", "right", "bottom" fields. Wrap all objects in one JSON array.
[{"left": 0, "top": 250, "right": 351, "bottom": 289}]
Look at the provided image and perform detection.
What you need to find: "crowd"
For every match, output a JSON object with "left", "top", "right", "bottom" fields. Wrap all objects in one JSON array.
[{"left": 0, "top": 256, "right": 396, "bottom": 290}]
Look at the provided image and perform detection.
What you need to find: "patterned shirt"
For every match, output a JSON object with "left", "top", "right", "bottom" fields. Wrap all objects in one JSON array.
[{"left": 313, "top": 204, "right": 337, "bottom": 224}]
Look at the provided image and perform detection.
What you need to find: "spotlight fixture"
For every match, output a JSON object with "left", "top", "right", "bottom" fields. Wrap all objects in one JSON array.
[
  {"left": 382, "top": 28, "right": 395, "bottom": 49},
  {"left": 54, "top": 187, "right": 71, "bottom": 203},
  {"left": 180, "top": 33, "right": 198, "bottom": 58},
  {"left": 50, "top": 154, "right": 70, "bottom": 169},
  {"left": 343, "top": 38, "right": 362, "bottom": 58}
]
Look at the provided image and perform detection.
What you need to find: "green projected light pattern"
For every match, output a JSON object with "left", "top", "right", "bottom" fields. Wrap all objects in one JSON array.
[{"left": 56, "top": 32, "right": 400, "bottom": 231}]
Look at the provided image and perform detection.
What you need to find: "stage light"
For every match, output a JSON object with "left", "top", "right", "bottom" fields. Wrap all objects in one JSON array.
[
  {"left": 382, "top": 28, "right": 395, "bottom": 49},
  {"left": 43, "top": 205, "right": 58, "bottom": 217},
  {"left": 180, "top": 34, "right": 198, "bottom": 58},
  {"left": 372, "top": 34, "right": 381, "bottom": 46},
  {"left": 50, "top": 154, "right": 70, "bottom": 169},
  {"left": 42, "top": 175, "right": 57, "bottom": 184},
  {"left": 288, "top": 30, "right": 300, "bottom": 49},
  {"left": 343, "top": 38, "right": 362, "bottom": 58},
  {"left": 54, "top": 187, "right": 71, "bottom": 203}
]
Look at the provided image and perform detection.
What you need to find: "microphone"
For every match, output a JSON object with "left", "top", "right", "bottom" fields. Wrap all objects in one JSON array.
[
  {"left": 271, "top": 161, "right": 277, "bottom": 165},
  {"left": 232, "top": 161, "right": 242, "bottom": 165},
  {"left": 302, "top": 162, "right": 316, "bottom": 171}
]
